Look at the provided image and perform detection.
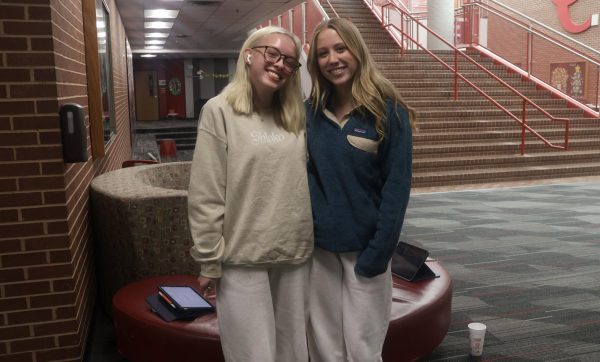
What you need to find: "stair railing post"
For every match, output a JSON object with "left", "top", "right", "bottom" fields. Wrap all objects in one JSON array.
[
  {"left": 521, "top": 99, "right": 527, "bottom": 155},
  {"left": 565, "top": 121, "right": 569, "bottom": 151},
  {"left": 302, "top": 2, "right": 307, "bottom": 47},
  {"left": 596, "top": 64, "right": 600, "bottom": 111},
  {"left": 526, "top": 24, "right": 533, "bottom": 77},
  {"left": 414, "top": 16, "right": 418, "bottom": 49},
  {"left": 385, "top": 4, "right": 389, "bottom": 26},
  {"left": 471, "top": 2, "right": 478, "bottom": 45},
  {"left": 454, "top": 48, "right": 459, "bottom": 100},
  {"left": 400, "top": 10, "right": 405, "bottom": 57}
]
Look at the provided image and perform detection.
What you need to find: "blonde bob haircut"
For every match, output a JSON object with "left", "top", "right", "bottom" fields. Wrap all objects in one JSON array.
[
  {"left": 222, "top": 26, "right": 305, "bottom": 135},
  {"left": 307, "top": 18, "right": 417, "bottom": 139}
]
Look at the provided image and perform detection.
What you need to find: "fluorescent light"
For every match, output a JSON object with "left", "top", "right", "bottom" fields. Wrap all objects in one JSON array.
[
  {"left": 141, "top": 54, "right": 157, "bottom": 58},
  {"left": 145, "top": 39, "right": 166, "bottom": 45},
  {"left": 145, "top": 45, "right": 164, "bottom": 50},
  {"left": 145, "top": 32, "right": 169, "bottom": 38},
  {"left": 144, "top": 21, "right": 174, "bottom": 29},
  {"left": 144, "top": 9, "right": 179, "bottom": 19}
]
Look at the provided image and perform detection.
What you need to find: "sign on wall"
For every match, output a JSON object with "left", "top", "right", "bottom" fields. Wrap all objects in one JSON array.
[
  {"left": 550, "top": 62, "right": 586, "bottom": 100},
  {"left": 168, "top": 77, "right": 181, "bottom": 96},
  {"left": 551, "top": 0, "right": 599, "bottom": 33}
]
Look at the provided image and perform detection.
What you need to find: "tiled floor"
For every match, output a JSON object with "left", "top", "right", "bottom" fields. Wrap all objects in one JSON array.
[{"left": 408, "top": 180, "right": 600, "bottom": 361}]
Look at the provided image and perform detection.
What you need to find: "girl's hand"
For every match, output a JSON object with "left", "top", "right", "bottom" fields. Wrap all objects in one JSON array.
[{"left": 197, "top": 276, "right": 218, "bottom": 300}]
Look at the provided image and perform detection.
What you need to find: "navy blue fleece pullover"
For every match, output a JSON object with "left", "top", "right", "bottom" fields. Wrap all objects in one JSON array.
[{"left": 306, "top": 99, "right": 412, "bottom": 277}]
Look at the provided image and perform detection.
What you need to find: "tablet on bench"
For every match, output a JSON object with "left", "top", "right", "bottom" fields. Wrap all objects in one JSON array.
[
  {"left": 146, "top": 285, "right": 214, "bottom": 322},
  {"left": 391, "top": 241, "right": 438, "bottom": 282}
]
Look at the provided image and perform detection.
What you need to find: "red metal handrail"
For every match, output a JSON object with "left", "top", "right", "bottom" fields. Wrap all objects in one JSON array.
[
  {"left": 377, "top": 3, "right": 569, "bottom": 155},
  {"left": 320, "top": 0, "right": 340, "bottom": 19}
]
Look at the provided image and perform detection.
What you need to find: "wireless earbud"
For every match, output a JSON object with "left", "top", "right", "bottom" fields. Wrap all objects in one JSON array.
[{"left": 247, "top": 55, "right": 252, "bottom": 64}]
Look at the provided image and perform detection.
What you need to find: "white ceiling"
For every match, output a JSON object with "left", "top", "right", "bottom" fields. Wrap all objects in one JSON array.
[{"left": 115, "top": 0, "right": 305, "bottom": 58}]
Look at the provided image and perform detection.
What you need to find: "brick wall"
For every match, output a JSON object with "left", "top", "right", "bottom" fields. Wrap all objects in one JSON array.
[{"left": 0, "top": 0, "right": 132, "bottom": 360}]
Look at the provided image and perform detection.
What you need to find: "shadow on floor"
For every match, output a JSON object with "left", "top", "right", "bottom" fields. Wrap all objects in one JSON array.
[{"left": 84, "top": 304, "right": 126, "bottom": 362}]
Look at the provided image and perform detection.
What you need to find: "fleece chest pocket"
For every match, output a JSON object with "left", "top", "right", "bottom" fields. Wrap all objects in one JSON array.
[{"left": 346, "top": 134, "right": 378, "bottom": 154}]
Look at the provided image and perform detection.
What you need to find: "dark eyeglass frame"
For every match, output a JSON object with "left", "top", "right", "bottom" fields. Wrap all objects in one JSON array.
[{"left": 251, "top": 45, "right": 301, "bottom": 73}]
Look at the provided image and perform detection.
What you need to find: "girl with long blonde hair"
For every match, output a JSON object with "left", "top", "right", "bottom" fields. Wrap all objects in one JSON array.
[
  {"left": 305, "top": 17, "right": 415, "bottom": 362},
  {"left": 188, "top": 26, "right": 313, "bottom": 362}
]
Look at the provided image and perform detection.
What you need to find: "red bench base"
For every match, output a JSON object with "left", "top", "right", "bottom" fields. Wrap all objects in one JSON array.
[{"left": 113, "top": 262, "right": 451, "bottom": 362}]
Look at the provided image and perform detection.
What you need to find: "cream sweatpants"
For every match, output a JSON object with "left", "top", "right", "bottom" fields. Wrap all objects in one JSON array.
[
  {"left": 308, "top": 248, "right": 392, "bottom": 362},
  {"left": 216, "top": 262, "right": 309, "bottom": 362}
]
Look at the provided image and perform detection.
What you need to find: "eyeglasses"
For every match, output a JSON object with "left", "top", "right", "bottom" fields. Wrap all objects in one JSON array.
[{"left": 251, "top": 45, "right": 301, "bottom": 73}]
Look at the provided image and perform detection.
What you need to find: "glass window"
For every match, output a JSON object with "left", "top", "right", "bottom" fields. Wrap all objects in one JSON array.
[{"left": 96, "top": 0, "right": 115, "bottom": 143}]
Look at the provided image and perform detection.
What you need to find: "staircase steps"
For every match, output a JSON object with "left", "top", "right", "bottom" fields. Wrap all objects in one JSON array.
[
  {"left": 413, "top": 150, "right": 600, "bottom": 171},
  {"left": 392, "top": 80, "right": 541, "bottom": 89},
  {"left": 415, "top": 118, "right": 597, "bottom": 131},
  {"left": 135, "top": 126, "right": 197, "bottom": 134},
  {"left": 135, "top": 127, "right": 197, "bottom": 152},
  {"left": 415, "top": 108, "right": 580, "bottom": 118},
  {"left": 413, "top": 163, "right": 600, "bottom": 187},
  {"left": 321, "top": 0, "right": 600, "bottom": 188},
  {"left": 406, "top": 98, "right": 568, "bottom": 107},
  {"left": 413, "top": 127, "right": 600, "bottom": 143},
  {"left": 401, "top": 88, "right": 553, "bottom": 97},
  {"left": 155, "top": 132, "right": 197, "bottom": 150},
  {"left": 384, "top": 71, "right": 523, "bottom": 80}
]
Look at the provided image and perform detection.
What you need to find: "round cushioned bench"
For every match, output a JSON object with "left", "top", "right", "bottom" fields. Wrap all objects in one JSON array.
[
  {"left": 112, "top": 262, "right": 451, "bottom": 362},
  {"left": 90, "top": 162, "right": 196, "bottom": 314}
]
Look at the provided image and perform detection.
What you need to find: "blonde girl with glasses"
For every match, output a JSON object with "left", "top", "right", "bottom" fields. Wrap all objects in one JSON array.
[
  {"left": 305, "top": 18, "right": 417, "bottom": 362},
  {"left": 188, "top": 26, "right": 313, "bottom": 362}
]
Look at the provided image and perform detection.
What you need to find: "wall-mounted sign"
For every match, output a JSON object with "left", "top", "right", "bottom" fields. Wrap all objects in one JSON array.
[
  {"left": 550, "top": 62, "right": 585, "bottom": 100},
  {"left": 158, "top": 79, "right": 166, "bottom": 86},
  {"left": 168, "top": 77, "right": 181, "bottom": 96},
  {"left": 551, "top": 0, "right": 599, "bottom": 33},
  {"left": 196, "top": 69, "right": 233, "bottom": 79}
]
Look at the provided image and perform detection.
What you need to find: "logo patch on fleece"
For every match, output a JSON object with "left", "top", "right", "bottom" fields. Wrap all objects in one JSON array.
[{"left": 353, "top": 128, "right": 367, "bottom": 134}]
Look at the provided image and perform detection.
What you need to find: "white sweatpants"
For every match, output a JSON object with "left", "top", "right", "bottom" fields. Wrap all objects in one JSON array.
[
  {"left": 308, "top": 248, "right": 392, "bottom": 362},
  {"left": 216, "top": 262, "right": 309, "bottom": 362}
]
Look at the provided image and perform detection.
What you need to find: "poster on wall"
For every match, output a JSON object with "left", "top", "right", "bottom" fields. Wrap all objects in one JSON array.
[
  {"left": 169, "top": 77, "right": 182, "bottom": 96},
  {"left": 550, "top": 62, "right": 586, "bottom": 100}
]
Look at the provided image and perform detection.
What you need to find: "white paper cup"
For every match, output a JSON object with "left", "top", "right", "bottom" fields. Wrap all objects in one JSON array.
[{"left": 468, "top": 322, "right": 487, "bottom": 356}]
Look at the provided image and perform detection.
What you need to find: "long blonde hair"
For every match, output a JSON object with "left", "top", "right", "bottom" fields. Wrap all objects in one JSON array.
[
  {"left": 222, "top": 26, "right": 305, "bottom": 134},
  {"left": 307, "top": 18, "right": 417, "bottom": 139}
]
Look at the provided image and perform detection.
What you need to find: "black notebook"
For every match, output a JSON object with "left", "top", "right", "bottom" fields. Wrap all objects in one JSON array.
[
  {"left": 146, "top": 285, "right": 214, "bottom": 322},
  {"left": 391, "top": 241, "right": 438, "bottom": 282}
]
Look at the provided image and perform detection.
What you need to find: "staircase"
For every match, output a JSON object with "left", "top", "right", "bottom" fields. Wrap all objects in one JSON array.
[
  {"left": 320, "top": 0, "right": 600, "bottom": 188},
  {"left": 133, "top": 124, "right": 197, "bottom": 162}
]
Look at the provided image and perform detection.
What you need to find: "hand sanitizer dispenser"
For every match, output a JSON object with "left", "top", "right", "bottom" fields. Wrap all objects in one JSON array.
[{"left": 59, "top": 103, "right": 88, "bottom": 163}]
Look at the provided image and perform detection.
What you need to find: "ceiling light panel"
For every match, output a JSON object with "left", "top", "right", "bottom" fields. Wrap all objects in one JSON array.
[
  {"left": 145, "top": 45, "right": 164, "bottom": 50},
  {"left": 144, "top": 9, "right": 179, "bottom": 19},
  {"left": 145, "top": 39, "right": 167, "bottom": 45},
  {"left": 144, "top": 21, "right": 174, "bottom": 29},
  {"left": 145, "top": 32, "right": 170, "bottom": 38}
]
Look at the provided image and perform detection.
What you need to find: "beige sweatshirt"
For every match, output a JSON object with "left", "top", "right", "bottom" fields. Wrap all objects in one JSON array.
[{"left": 188, "top": 94, "right": 313, "bottom": 278}]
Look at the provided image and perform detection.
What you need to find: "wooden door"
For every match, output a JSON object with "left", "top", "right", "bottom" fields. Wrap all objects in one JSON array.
[{"left": 134, "top": 71, "right": 159, "bottom": 121}]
